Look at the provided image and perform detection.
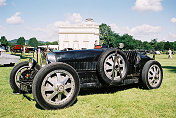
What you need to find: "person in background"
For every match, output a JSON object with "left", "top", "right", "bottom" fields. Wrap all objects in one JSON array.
[{"left": 168, "top": 48, "right": 172, "bottom": 58}]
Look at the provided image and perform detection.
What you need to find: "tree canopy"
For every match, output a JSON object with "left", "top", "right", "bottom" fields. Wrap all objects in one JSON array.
[
  {"left": 42, "top": 41, "right": 58, "bottom": 45},
  {"left": 17, "top": 37, "right": 25, "bottom": 47},
  {"left": 28, "top": 37, "right": 38, "bottom": 47},
  {"left": 99, "top": 23, "right": 176, "bottom": 51},
  {"left": 0, "top": 36, "right": 8, "bottom": 46}
]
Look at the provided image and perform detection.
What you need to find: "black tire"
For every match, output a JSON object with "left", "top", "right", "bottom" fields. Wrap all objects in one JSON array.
[
  {"left": 141, "top": 60, "right": 163, "bottom": 89},
  {"left": 97, "top": 48, "right": 128, "bottom": 85},
  {"left": 9, "top": 61, "right": 29, "bottom": 93},
  {"left": 32, "top": 62, "right": 80, "bottom": 110}
]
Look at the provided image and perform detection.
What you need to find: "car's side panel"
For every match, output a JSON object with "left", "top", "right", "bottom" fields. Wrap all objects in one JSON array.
[
  {"left": 52, "top": 49, "right": 152, "bottom": 89},
  {"left": 54, "top": 49, "right": 104, "bottom": 71}
]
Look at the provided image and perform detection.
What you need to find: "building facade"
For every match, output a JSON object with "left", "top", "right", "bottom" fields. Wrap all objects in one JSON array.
[{"left": 58, "top": 18, "right": 99, "bottom": 50}]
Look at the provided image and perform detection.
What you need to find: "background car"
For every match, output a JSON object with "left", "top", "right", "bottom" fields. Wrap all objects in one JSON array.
[
  {"left": 0, "top": 48, "right": 20, "bottom": 66},
  {"left": 155, "top": 51, "right": 161, "bottom": 55},
  {"left": 11, "top": 45, "right": 22, "bottom": 53}
]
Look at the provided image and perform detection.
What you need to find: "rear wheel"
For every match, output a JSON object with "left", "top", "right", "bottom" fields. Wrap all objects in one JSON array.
[
  {"left": 9, "top": 61, "right": 30, "bottom": 93},
  {"left": 141, "top": 60, "right": 163, "bottom": 89},
  {"left": 32, "top": 62, "right": 80, "bottom": 109}
]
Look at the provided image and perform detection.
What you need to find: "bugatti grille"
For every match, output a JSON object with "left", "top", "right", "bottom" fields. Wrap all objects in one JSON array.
[{"left": 124, "top": 51, "right": 138, "bottom": 65}]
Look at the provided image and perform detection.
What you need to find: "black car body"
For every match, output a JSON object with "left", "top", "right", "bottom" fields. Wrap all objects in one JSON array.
[
  {"left": 47, "top": 49, "right": 150, "bottom": 88},
  {"left": 9, "top": 48, "right": 163, "bottom": 110}
]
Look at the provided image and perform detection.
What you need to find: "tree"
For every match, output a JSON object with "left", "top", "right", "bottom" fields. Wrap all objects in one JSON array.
[
  {"left": 17, "top": 37, "right": 25, "bottom": 47},
  {"left": 0, "top": 36, "right": 8, "bottom": 46},
  {"left": 150, "top": 39, "right": 158, "bottom": 50},
  {"left": 143, "top": 41, "right": 152, "bottom": 50},
  {"left": 164, "top": 41, "right": 172, "bottom": 50},
  {"left": 99, "top": 23, "right": 116, "bottom": 47},
  {"left": 120, "top": 34, "right": 137, "bottom": 50},
  {"left": 173, "top": 41, "right": 176, "bottom": 50},
  {"left": 135, "top": 40, "right": 143, "bottom": 49},
  {"left": 8, "top": 41, "right": 13, "bottom": 48},
  {"left": 28, "top": 37, "right": 38, "bottom": 47},
  {"left": 99, "top": 24, "right": 112, "bottom": 40},
  {"left": 45, "top": 41, "right": 58, "bottom": 45},
  {"left": 155, "top": 41, "right": 164, "bottom": 50},
  {"left": 99, "top": 23, "right": 176, "bottom": 51},
  {"left": 99, "top": 23, "right": 148, "bottom": 49},
  {"left": 112, "top": 33, "right": 121, "bottom": 47}
]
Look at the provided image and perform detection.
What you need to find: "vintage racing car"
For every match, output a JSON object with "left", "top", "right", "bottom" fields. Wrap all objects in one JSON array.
[{"left": 9, "top": 47, "right": 163, "bottom": 109}]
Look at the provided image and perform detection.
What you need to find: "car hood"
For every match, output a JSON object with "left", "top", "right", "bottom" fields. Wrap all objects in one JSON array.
[{"left": 53, "top": 49, "right": 105, "bottom": 62}]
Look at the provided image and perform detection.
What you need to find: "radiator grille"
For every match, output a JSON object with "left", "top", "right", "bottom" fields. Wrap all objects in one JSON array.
[{"left": 124, "top": 51, "right": 138, "bottom": 65}]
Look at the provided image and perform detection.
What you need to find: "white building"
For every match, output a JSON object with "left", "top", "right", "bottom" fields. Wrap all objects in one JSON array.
[{"left": 58, "top": 18, "right": 99, "bottom": 50}]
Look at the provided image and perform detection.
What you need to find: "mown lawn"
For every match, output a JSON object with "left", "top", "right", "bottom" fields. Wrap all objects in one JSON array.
[{"left": 0, "top": 54, "right": 175, "bottom": 118}]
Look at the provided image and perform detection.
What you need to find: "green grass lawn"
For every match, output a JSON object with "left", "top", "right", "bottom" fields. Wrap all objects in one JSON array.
[{"left": 0, "top": 54, "right": 176, "bottom": 118}]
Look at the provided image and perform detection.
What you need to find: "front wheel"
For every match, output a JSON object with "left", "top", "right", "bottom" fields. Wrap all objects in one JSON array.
[
  {"left": 141, "top": 60, "right": 163, "bottom": 89},
  {"left": 32, "top": 62, "right": 80, "bottom": 109}
]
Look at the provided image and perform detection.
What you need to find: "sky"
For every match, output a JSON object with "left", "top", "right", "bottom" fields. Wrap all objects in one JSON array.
[{"left": 0, "top": 0, "right": 176, "bottom": 42}]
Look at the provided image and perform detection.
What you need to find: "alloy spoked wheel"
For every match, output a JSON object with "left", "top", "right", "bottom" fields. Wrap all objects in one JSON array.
[
  {"left": 141, "top": 60, "right": 163, "bottom": 89},
  {"left": 41, "top": 70, "right": 75, "bottom": 105},
  {"left": 15, "top": 66, "right": 30, "bottom": 88},
  {"left": 9, "top": 61, "right": 31, "bottom": 93},
  {"left": 147, "top": 64, "right": 161, "bottom": 88},
  {"left": 32, "top": 62, "right": 80, "bottom": 109},
  {"left": 97, "top": 48, "right": 128, "bottom": 85},
  {"left": 104, "top": 53, "right": 126, "bottom": 80}
]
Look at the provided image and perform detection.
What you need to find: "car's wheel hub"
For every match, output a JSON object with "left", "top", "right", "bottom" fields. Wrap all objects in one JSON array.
[
  {"left": 41, "top": 70, "right": 75, "bottom": 105},
  {"left": 15, "top": 66, "right": 30, "bottom": 87},
  {"left": 57, "top": 84, "right": 64, "bottom": 92},
  {"left": 148, "top": 64, "right": 161, "bottom": 87},
  {"left": 104, "top": 53, "right": 125, "bottom": 80}
]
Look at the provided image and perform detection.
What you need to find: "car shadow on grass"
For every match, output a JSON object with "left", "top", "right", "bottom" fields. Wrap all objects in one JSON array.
[
  {"left": 0, "top": 64, "right": 15, "bottom": 67},
  {"left": 22, "top": 93, "right": 77, "bottom": 110},
  {"left": 22, "top": 94, "right": 45, "bottom": 110},
  {"left": 22, "top": 94, "right": 34, "bottom": 101},
  {"left": 162, "top": 66, "right": 176, "bottom": 73},
  {"left": 79, "top": 84, "right": 139, "bottom": 96},
  {"left": 21, "top": 84, "right": 140, "bottom": 110}
]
